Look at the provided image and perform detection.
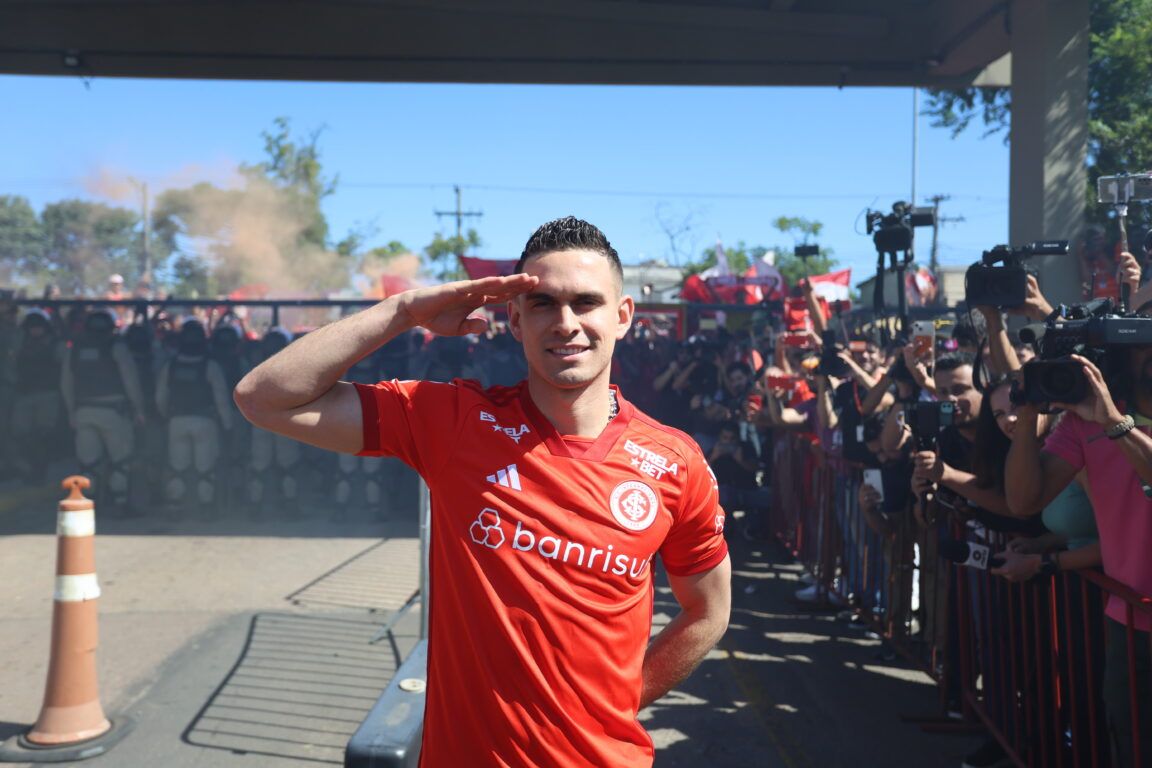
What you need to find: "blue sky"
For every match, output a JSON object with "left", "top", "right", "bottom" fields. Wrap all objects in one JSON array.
[{"left": 1, "top": 75, "right": 1010, "bottom": 286}]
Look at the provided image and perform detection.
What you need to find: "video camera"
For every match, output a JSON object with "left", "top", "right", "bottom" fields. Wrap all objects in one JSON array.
[
  {"left": 1015, "top": 298, "right": 1152, "bottom": 407},
  {"left": 865, "top": 202, "right": 936, "bottom": 255},
  {"left": 964, "top": 240, "right": 1069, "bottom": 308}
]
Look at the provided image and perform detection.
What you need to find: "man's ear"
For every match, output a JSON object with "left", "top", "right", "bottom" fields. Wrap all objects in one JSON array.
[
  {"left": 508, "top": 298, "right": 523, "bottom": 342},
  {"left": 615, "top": 294, "right": 635, "bottom": 340}
]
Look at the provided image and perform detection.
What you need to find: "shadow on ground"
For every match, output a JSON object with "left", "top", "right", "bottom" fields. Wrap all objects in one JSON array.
[
  {"left": 182, "top": 612, "right": 409, "bottom": 765},
  {"left": 644, "top": 534, "right": 978, "bottom": 768}
]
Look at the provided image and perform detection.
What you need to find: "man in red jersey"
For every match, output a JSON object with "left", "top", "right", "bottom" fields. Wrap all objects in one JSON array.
[{"left": 235, "top": 216, "right": 732, "bottom": 767}]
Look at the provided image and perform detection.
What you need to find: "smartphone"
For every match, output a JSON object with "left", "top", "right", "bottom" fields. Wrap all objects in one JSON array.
[
  {"left": 1097, "top": 172, "right": 1152, "bottom": 204},
  {"left": 782, "top": 332, "right": 811, "bottom": 349},
  {"left": 862, "top": 469, "right": 884, "bottom": 502},
  {"left": 912, "top": 320, "right": 935, "bottom": 359},
  {"left": 766, "top": 375, "right": 797, "bottom": 390}
]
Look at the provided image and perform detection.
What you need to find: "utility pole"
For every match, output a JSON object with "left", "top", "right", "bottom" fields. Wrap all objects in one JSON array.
[
  {"left": 926, "top": 193, "right": 965, "bottom": 274},
  {"left": 128, "top": 177, "right": 151, "bottom": 286},
  {"left": 141, "top": 181, "right": 151, "bottom": 284},
  {"left": 434, "top": 185, "right": 483, "bottom": 257}
]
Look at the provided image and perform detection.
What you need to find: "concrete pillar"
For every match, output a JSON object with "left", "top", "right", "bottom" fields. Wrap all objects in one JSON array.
[{"left": 1008, "top": 0, "right": 1089, "bottom": 304}]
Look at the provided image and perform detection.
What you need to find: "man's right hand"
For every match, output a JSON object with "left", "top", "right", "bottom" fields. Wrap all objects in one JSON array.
[
  {"left": 1005, "top": 274, "right": 1054, "bottom": 322},
  {"left": 399, "top": 274, "right": 539, "bottom": 337}
]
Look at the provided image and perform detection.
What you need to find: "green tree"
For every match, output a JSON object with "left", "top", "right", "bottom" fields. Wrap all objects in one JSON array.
[
  {"left": 153, "top": 117, "right": 353, "bottom": 297},
  {"left": 424, "top": 229, "right": 482, "bottom": 281},
  {"left": 680, "top": 216, "right": 836, "bottom": 290},
  {"left": 771, "top": 216, "right": 835, "bottom": 285},
  {"left": 0, "top": 196, "right": 44, "bottom": 285},
  {"left": 922, "top": 0, "right": 1152, "bottom": 230},
  {"left": 40, "top": 200, "right": 138, "bottom": 294},
  {"left": 240, "top": 116, "right": 337, "bottom": 250}
]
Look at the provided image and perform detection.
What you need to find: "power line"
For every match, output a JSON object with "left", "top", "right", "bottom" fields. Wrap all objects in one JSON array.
[
  {"left": 925, "top": 193, "right": 965, "bottom": 274},
  {"left": 0, "top": 177, "right": 1010, "bottom": 204},
  {"left": 434, "top": 185, "right": 483, "bottom": 255}
]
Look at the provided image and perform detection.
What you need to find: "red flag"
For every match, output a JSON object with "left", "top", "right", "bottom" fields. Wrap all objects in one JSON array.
[
  {"left": 806, "top": 269, "right": 852, "bottom": 309},
  {"left": 679, "top": 274, "right": 716, "bottom": 303},
  {"left": 458, "top": 256, "right": 518, "bottom": 279},
  {"left": 905, "top": 266, "right": 938, "bottom": 307},
  {"left": 743, "top": 253, "right": 787, "bottom": 303}
]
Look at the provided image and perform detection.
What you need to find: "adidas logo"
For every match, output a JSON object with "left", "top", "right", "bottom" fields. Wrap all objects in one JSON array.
[{"left": 486, "top": 464, "right": 522, "bottom": 491}]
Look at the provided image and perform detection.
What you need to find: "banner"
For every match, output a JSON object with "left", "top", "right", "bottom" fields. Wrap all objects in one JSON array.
[
  {"left": 459, "top": 256, "right": 517, "bottom": 280},
  {"left": 806, "top": 268, "right": 852, "bottom": 307}
]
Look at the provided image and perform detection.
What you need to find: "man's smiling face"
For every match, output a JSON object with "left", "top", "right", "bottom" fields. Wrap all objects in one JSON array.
[{"left": 508, "top": 249, "right": 634, "bottom": 391}]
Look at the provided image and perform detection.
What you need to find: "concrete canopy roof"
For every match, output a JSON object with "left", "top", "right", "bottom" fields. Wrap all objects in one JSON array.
[{"left": 0, "top": 0, "right": 1011, "bottom": 87}]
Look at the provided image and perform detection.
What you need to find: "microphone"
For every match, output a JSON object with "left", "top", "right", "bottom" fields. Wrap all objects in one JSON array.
[{"left": 938, "top": 539, "right": 1005, "bottom": 570}]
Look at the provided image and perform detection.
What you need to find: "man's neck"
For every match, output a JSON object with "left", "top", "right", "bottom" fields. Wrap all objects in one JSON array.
[{"left": 526, "top": 373, "right": 614, "bottom": 438}]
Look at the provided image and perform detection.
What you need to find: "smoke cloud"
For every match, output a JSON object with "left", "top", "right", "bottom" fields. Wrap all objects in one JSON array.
[{"left": 81, "top": 164, "right": 355, "bottom": 297}]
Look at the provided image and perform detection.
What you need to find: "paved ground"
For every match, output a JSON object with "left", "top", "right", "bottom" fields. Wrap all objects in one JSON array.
[{"left": 0, "top": 478, "right": 982, "bottom": 767}]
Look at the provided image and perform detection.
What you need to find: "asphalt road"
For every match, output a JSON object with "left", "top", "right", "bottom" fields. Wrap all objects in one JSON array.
[{"left": 0, "top": 479, "right": 981, "bottom": 767}]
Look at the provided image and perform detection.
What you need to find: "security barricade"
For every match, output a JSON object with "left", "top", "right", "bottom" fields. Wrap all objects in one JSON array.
[{"left": 767, "top": 433, "right": 1152, "bottom": 767}]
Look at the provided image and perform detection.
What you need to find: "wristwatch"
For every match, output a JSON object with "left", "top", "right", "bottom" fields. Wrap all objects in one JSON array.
[{"left": 1105, "top": 414, "right": 1137, "bottom": 440}]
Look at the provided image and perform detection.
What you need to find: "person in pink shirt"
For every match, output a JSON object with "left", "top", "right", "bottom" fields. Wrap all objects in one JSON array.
[{"left": 1006, "top": 346, "right": 1152, "bottom": 765}]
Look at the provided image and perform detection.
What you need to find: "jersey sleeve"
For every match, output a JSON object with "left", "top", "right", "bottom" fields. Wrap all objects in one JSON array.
[
  {"left": 659, "top": 446, "right": 729, "bottom": 577},
  {"left": 354, "top": 379, "right": 460, "bottom": 476},
  {"left": 1041, "top": 411, "right": 1087, "bottom": 473}
]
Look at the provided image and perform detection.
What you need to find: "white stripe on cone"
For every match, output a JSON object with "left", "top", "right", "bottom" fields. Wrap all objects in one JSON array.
[
  {"left": 55, "top": 573, "right": 101, "bottom": 602},
  {"left": 57, "top": 510, "right": 96, "bottom": 537}
]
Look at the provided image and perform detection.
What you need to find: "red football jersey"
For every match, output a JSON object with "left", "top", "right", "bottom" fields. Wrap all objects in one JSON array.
[{"left": 356, "top": 379, "right": 728, "bottom": 768}]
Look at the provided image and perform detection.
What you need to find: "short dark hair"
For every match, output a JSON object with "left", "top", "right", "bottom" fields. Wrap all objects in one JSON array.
[
  {"left": 935, "top": 351, "right": 975, "bottom": 374},
  {"left": 952, "top": 311, "right": 986, "bottom": 349},
  {"left": 725, "top": 361, "right": 752, "bottom": 379},
  {"left": 515, "top": 216, "right": 623, "bottom": 286}
]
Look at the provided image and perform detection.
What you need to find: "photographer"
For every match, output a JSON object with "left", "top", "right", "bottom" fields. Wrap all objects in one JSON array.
[
  {"left": 708, "top": 420, "right": 760, "bottom": 507},
  {"left": 689, "top": 360, "right": 757, "bottom": 454},
  {"left": 652, "top": 340, "right": 700, "bottom": 430},
  {"left": 906, "top": 353, "right": 1014, "bottom": 516},
  {"left": 971, "top": 273, "right": 1052, "bottom": 380},
  {"left": 1006, "top": 344, "right": 1152, "bottom": 764},
  {"left": 1002, "top": 245, "right": 1151, "bottom": 765}
]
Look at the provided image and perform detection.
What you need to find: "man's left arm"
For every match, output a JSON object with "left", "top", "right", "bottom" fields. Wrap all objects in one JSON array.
[
  {"left": 1057, "top": 354, "right": 1152, "bottom": 488},
  {"left": 640, "top": 554, "right": 731, "bottom": 709}
]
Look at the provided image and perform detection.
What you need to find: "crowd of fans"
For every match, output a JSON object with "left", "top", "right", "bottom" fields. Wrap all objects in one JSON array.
[
  {"left": 621, "top": 247, "right": 1152, "bottom": 766},
  {"left": 4, "top": 238, "right": 1152, "bottom": 765}
]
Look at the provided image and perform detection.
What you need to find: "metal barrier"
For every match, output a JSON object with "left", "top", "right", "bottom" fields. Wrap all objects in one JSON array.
[{"left": 767, "top": 433, "right": 1152, "bottom": 767}]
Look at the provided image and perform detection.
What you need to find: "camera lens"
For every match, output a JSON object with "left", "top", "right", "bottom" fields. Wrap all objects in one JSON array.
[{"left": 1039, "top": 361, "right": 1085, "bottom": 403}]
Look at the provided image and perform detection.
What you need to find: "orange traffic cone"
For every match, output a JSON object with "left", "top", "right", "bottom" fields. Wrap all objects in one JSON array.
[{"left": 0, "top": 476, "right": 130, "bottom": 763}]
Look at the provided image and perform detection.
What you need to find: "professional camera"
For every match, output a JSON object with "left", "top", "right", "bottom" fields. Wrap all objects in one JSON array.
[
  {"left": 909, "top": 401, "right": 955, "bottom": 452},
  {"left": 865, "top": 202, "right": 936, "bottom": 255},
  {"left": 964, "top": 240, "right": 1069, "bottom": 308},
  {"left": 1015, "top": 298, "right": 1152, "bottom": 406}
]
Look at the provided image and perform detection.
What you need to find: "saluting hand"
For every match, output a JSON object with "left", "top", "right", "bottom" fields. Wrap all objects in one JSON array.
[{"left": 398, "top": 274, "right": 539, "bottom": 337}]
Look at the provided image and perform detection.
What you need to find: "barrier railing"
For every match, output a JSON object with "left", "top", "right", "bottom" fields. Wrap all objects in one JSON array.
[{"left": 767, "top": 433, "right": 1152, "bottom": 767}]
